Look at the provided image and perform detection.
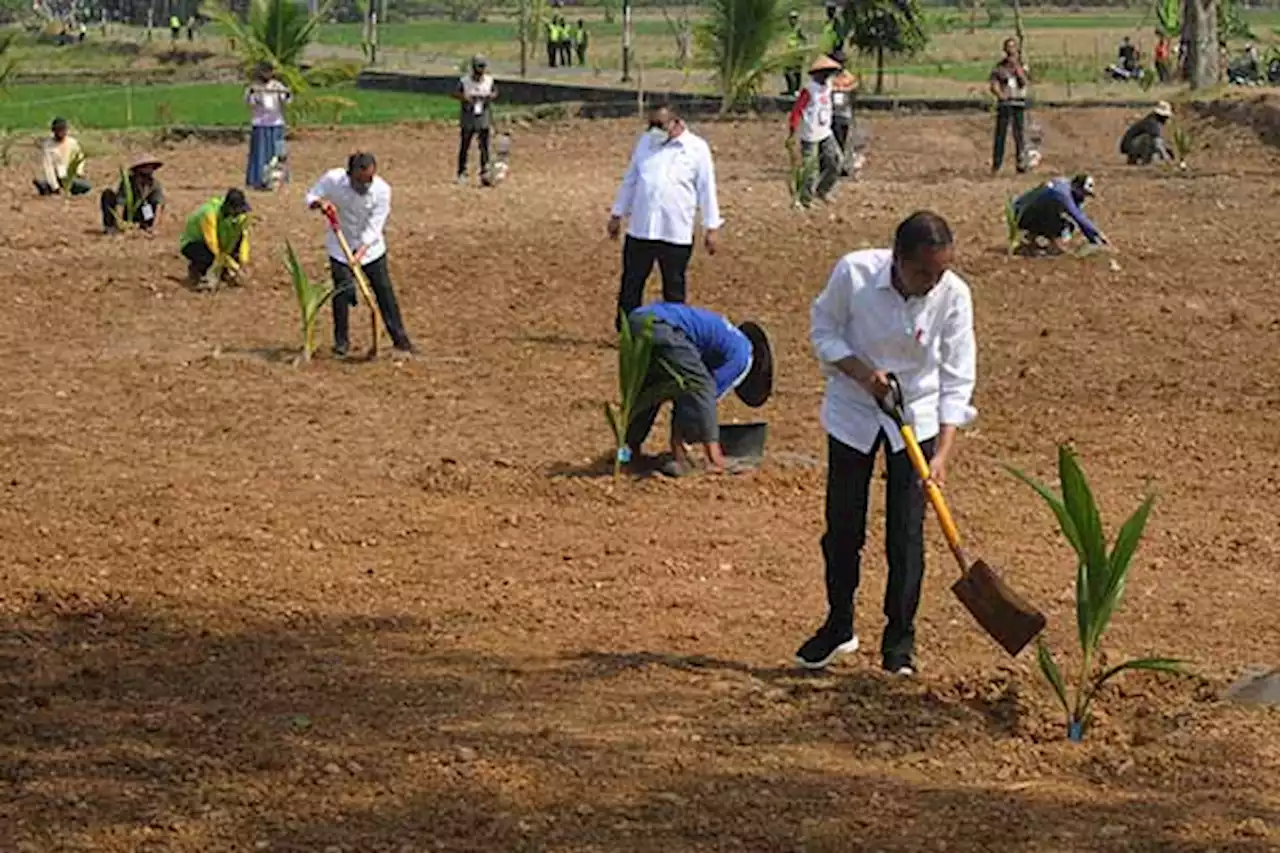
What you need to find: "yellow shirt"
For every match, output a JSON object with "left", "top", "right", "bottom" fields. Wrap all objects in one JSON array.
[{"left": 40, "top": 136, "right": 85, "bottom": 187}]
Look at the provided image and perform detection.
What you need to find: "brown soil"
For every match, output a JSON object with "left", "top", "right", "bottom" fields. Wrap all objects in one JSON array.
[{"left": 1, "top": 108, "right": 1279, "bottom": 852}]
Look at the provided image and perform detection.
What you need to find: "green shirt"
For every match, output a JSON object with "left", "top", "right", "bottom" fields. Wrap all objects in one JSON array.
[{"left": 180, "top": 197, "right": 250, "bottom": 264}]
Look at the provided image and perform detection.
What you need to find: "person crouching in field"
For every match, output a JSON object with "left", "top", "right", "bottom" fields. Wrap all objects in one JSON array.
[
  {"left": 1120, "top": 101, "right": 1175, "bottom": 165},
  {"left": 35, "top": 117, "right": 90, "bottom": 197},
  {"left": 788, "top": 55, "right": 843, "bottom": 206},
  {"left": 623, "top": 303, "right": 772, "bottom": 477},
  {"left": 101, "top": 158, "right": 164, "bottom": 233},
  {"left": 1011, "top": 174, "right": 1108, "bottom": 254},
  {"left": 180, "top": 188, "right": 252, "bottom": 290}
]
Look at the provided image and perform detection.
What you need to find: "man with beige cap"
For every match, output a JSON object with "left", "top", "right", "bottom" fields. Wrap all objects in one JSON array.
[
  {"left": 788, "top": 54, "right": 843, "bottom": 205},
  {"left": 1120, "top": 101, "right": 1176, "bottom": 165}
]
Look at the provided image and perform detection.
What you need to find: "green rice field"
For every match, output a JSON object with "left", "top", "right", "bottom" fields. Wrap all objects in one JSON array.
[{"left": 0, "top": 82, "right": 458, "bottom": 130}]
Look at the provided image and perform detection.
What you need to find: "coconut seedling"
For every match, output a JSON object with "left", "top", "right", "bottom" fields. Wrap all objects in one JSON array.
[
  {"left": 1169, "top": 122, "right": 1194, "bottom": 168},
  {"left": 57, "top": 148, "right": 86, "bottom": 195},
  {"left": 1008, "top": 445, "right": 1187, "bottom": 742},
  {"left": 1003, "top": 197, "right": 1023, "bottom": 255},
  {"left": 110, "top": 166, "right": 143, "bottom": 231},
  {"left": 603, "top": 311, "right": 699, "bottom": 480},
  {"left": 283, "top": 240, "right": 334, "bottom": 362}
]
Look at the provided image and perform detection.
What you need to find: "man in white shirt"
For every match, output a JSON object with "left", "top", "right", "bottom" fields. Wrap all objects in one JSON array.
[
  {"left": 607, "top": 102, "right": 722, "bottom": 330},
  {"left": 305, "top": 152, "right": 416, "bottom": 358},
  {"left": 796, "top": 211, "right": 977, "bottom": 677},
  {"left": 34, "top": 117, "right": 89, "bottom": 197}
]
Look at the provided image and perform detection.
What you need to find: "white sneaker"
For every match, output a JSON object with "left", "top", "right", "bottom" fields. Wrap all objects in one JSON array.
[
  {"left": 455, "top": 174, "right": 468, "bottom": 186},
  {"left": 794, "top": 630, "right": 860, "bottom": 670},
  {"left": 891, "top": 665, "right": 916, "bottom": 678}
]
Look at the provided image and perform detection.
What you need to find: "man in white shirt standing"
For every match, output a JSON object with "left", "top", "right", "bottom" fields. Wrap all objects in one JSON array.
[
  {"left": 305, "top": 152, "right": 416, "bottom": 359},
  {"left": 796, "top": 211, "right": 977, "bottom": 677},
  {"left": 607, "top": 102, "right": 722, "bottom": 329}
]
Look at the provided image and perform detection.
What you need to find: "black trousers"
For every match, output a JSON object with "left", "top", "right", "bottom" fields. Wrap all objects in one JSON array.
[
  {"left": 576, "top": 44, "right": 587, "bottom": 64},
  {"left": 546, "top": 41, "right": 556, "bottom": 67},
  {"left": 615, "top": 236, "right": 692, "bottom": 329},
  {"left": 821, "top": 432, "right": 935, "bottom": 666},
  {"left": 458, "top": 126, "right": 491, "bottom": 177},
  {"left": 992, "top": 103, "right": 1026, "bottom": 172},
  {"left": 833, "top": 117, "right": 853, "bottom": 176},
  {"left": 784, "top": 69, "right": 802, "bottom": 94},
  {"left": 181, "top": 240, "right": 242, "bottom": 277},
  {"left": 559, "top": 40, "right": 572, "bottom": 66},
  {"left": 329, "top": 255, "right": 412, "bottom": 352}
]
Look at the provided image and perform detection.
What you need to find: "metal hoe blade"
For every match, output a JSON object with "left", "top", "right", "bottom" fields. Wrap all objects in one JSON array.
[{"left": 951, "top": 559, "right": 1046, "bottom": 657}]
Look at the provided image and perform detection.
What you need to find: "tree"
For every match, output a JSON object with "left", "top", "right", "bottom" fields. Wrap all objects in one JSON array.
[
  {"left": 696, "top": 0, "right": 792, "bottom": 112},
  {"left": 843, "top": 0, "right": 927, "bottom": 95},
  {"left": 207, "top": 0, "right": 358, "bottom": 114},
  {"left": 1182, "top": 0, "right": 1219, "bottom": 89}
]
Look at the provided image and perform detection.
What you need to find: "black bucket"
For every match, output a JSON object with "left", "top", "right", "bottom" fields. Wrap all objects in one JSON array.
[{"left": 719, "top": 421, "right": 768, "bottom": 461}]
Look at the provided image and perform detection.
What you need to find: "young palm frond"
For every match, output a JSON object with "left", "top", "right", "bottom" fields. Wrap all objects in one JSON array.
[
  {"left": 0, "top": 31, "right": 18, "bottom": 90},
  {"left": 111, "top": 166, "right": 142, "bottom": 231},
  {"left": 696, "top": 0, "right": 793, "bottom": 113},
  {"left": 204, "top": 0, "right": 356, "bottom": 119},
  {"left": 58, "top": 149, "right": 86, "bottom": 194},
  {"left": 284, "top": 240, "right": 335, "bottom": 362},
  {"left": 1003, "top": 197, "right": 1022, "bottom": 255},
  {"left": 1170, "top": 123, "right": 1194, "bottom": 164},
  {"left": 1008, "top": 445, "right": 1188, "bottom": 742},
  {"left": 604, "top": 312, "right": 702, "bottom": 479}
]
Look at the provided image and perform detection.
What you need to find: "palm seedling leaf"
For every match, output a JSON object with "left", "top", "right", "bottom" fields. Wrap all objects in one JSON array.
[{"left": 1036, "top": 638, "right": 1070, "bottom": 716}]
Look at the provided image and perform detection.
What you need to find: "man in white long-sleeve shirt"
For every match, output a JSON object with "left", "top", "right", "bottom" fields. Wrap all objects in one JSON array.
[
  {"left": 796, "top": 211, "right": 977, "bottom": 677},
  {"left": 607, "top": 102, "right": 722, "bottom": 329},
  {"left": 305, "top": 152, "right": 416, "bottom": 358}
]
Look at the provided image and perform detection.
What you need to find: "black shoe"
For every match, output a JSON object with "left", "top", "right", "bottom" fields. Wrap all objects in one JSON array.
[
  {"left": 795, "top": 626, "right": 859, "bottom": 670},
  {"left": 333, "top": 344, "right": 350, "bottom": 358},
  {"left": 883, "top": 655, "right": 916, "bottom": 677}
]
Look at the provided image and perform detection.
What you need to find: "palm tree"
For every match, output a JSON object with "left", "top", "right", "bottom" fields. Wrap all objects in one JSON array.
[
  {"left": 697, "top": 0, "right": 793, "bottom": 113},
  {"left": 206, "top": 0, "right": 357, "bottom": 117},
  {"left": 0, "top": 32, "right": 18, "bottom": 90}
]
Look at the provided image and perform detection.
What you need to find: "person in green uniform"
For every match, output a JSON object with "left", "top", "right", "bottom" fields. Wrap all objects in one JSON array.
[
  {"left": 179, "top": 188, "right": 252, "bottom": 288},
  {"left": 168, "top": 14, "right": 181, "bottom": 40},
  {"left": 557, "top": 16, "right": 573, "bottom": 67},
  {"left": 818, "top": 2, "right": 843, "bottom": 55},
  {"left": 545, "top": 17, "right": 557, "bottom": 67},
  {"left": 575, "top": 19, "right": 589, "bottom": 65},
  {"left": 784, "top": 11, "right": 807, "bottom": 96}
]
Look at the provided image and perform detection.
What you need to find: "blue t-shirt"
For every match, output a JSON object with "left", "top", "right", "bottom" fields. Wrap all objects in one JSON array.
[
  {"left": 1013, "top": 177, "right": 1102, "bottom": 243},
  {"left": 632, "top": 303, "right": 752, "bottom": 398}
]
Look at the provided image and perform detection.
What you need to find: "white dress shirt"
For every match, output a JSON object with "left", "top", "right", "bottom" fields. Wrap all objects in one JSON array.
[
  {"left": 810, "top": 248, "right": 977, "bottom": 454},
  {"left": 304, "top": 168, "right": 392, "bottom": 265},
  {"left": 610, "top": 128, "right": 723, "bottom": 246}
]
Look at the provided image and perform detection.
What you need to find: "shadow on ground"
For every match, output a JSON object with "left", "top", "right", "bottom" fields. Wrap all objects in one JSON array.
[{"left": 0, "top": 596, "right": 1273, "bottom": 852}]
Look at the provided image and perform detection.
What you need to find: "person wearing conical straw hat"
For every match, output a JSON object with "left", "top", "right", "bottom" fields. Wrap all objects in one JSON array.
[
  {"left": 101, "top": 156, "right": 165, "bottom": 234},
  {"left": 788, "top": 54, "right": 843, "bottom": 206},
  {"left": 1120, "top": 100, "right": 1175, "bottom": 165}
]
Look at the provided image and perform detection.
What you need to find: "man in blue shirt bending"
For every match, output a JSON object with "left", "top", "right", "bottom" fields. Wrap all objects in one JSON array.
[
  {"left": 626, "top": 303, "right": 773, "bottom": 476},
  {"left": 1011, "top": 173, "right": 1109, "bottom": 254}
]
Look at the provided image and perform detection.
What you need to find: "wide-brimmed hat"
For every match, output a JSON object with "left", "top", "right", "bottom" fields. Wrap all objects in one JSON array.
[
  {"left": 735, "top": 322, "right": 774, "bottom": 409},
  {"left": 810, "top": 55, "right": 841, "bottom": 74},
  {"left": 130, "top": 156, "right": 164, "bottom": 172},
  {"left": 1154, "top": 100, "right": 1173, "bottom": 118}
]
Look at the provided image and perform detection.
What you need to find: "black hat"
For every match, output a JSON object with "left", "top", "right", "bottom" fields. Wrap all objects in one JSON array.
[
  {"left": 51, "top": 117, "right": 68, "bottom": 131},
  {"left": 735, "top": 321, "right": 773, "bottom": 408},
  {"left": 222, "top": 187, "right": 251, "bottom": 216}
]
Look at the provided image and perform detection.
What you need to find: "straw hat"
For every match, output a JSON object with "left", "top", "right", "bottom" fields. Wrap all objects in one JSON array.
[
  {"left": 809, "top": 55, "right": 841, "bottom": 74},
  {"left": 1154, "top": 100, "right": 1173, "bottom": 118},
  {"left": 130, "top": 155, "right": 164, "bottom": 172}
]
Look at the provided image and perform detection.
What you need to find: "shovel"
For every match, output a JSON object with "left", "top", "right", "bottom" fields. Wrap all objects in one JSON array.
[
  {"left": 876, "top": 374, "right": 1046, "bottom": 656},
  {"left": 320, "top": 205, "right": 383, "bottom": 358}
]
